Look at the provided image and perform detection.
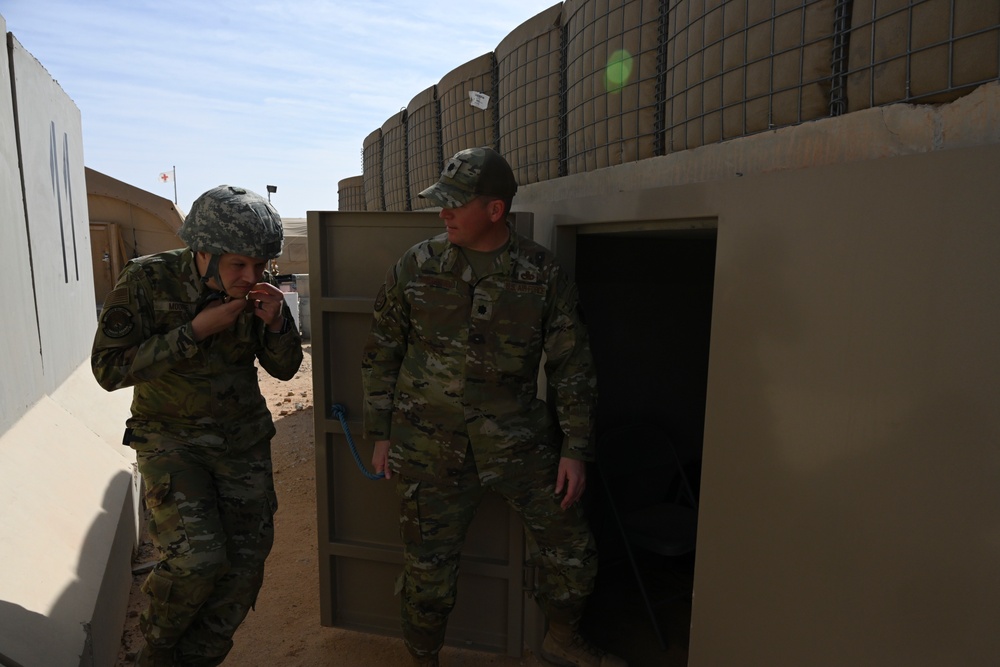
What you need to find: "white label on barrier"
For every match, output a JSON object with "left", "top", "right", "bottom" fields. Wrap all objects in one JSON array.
[{"left": 468, "top": 91, "right": 490, "bottom": 110}]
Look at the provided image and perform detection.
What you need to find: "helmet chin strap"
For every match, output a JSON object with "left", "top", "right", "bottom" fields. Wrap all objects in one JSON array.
[{"left": 201, "top": 253, "right": 230, "bottom": 296}]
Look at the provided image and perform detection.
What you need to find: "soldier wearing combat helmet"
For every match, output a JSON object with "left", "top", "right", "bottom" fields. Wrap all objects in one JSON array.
[
  {"left": 362, "top": 148, "right": 626, "bottom": 667},
  {"left": 92, "top": 185, "right": 302, "bottom": 667}
]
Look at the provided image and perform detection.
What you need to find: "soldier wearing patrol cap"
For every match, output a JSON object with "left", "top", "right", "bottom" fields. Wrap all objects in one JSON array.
[
  {"left": 92, "top": 185, "right": 303, "bottom": 667},
  {"left": 362, "top": 148, "right": 626, "bottom": 667}
]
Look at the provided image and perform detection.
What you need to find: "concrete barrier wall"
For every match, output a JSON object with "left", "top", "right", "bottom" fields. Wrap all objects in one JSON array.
[
  {"left": 1, "top": 18, "right": 137, "bottom": 667},
  {"left": 511, "top": 89, "right": 1000, "bottom": 666},
  {"left": 0, "top": 24, "right": 44, "bottom": 434}
]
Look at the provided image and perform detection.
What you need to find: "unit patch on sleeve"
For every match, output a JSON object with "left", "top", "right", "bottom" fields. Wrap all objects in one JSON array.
[
  {"left": 101, "top": 306, "right": 135, "bottom": 338},
  {"left": 373, "top": 285, "right": 387, "bottom": 312}
]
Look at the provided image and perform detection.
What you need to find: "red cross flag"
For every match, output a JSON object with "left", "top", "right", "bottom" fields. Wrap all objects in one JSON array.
[{"left": 158, "top": 171, "right": 173, "bottom": 183}]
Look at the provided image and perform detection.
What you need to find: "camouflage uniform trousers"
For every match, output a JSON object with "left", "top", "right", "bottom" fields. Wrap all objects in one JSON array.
[
  {"left": 134, "top": 431, "right": 277, "bottom": 667},
  {"left": 395, "top": 451, "right": 598, "bottom": 659}
]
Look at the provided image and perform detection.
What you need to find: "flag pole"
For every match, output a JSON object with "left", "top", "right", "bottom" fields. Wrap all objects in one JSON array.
[{"left": 172, "top": 166, "right": 177, "bottom": 205}]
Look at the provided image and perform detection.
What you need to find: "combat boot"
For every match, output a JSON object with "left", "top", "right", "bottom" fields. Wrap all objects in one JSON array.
[{"left": 539, "top": 622, "right": 627, "bottom": 667}]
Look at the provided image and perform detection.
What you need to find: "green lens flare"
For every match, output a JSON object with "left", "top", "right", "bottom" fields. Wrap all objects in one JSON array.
[{"left": 605, "top": 49, "right": 634, "bottom": 93}]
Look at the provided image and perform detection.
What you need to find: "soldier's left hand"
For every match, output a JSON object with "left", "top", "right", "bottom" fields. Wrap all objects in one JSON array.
[
  {"left": 248, "top": 283, "right": 287, "bottom": 331},
  {"left": 555, "top": 457, "right": 587, "bottom": 510}
]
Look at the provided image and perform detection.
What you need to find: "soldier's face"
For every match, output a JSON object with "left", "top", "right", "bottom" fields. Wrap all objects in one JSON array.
[
  {"left": 439, "top": 196, "right": 506, "bottom": 251},
  {"left": 202, "top": 252, "right": 268, "bottom": 296}
]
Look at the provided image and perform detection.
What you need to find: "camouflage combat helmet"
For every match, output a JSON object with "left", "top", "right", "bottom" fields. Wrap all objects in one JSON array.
[{"left": 180, "top": 185, "right": 284, "bottom": 259}]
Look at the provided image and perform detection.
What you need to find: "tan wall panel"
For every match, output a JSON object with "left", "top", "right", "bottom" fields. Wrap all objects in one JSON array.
[
  {"left": 497, "top": 3, "right": 564, "bottom": 185},
  {"left": 514, "top": 137, "right": 1000, "bottom": 666}
]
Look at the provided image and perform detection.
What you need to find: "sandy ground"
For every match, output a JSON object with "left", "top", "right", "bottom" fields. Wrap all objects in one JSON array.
[{"left": 114, "top": 345, "right": 549, "bottom": 667}]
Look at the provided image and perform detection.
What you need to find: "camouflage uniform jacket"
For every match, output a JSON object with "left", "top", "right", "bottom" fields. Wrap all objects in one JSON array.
[
  {"left": 91, "top": 248, "right": 303, "bottom": 448},
  {"left": 362, "top": 228, "right": 597, "bottom": 484}
]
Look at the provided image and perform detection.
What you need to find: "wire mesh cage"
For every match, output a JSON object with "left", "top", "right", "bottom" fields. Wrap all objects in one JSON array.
[
  {"left": 337, "top": 175, "right": 366, "bottom": 212},
  {"left": 362, "top": 128, "right": 384, "bottom": 212},
  {"left": 846, "top": 0, "right": 1000, "bottom": 111},
  {"left": 497, "top": 4, "right": 565, "bottom": 186},
  {"left": 352, "top": 1, "right": 999, "bottom": 190},
  {"left": 665, "top": 0, "right": 837, "bottom": 152},
  {"left": 563, "top": 0, "right": 665, "bottom": 174},
  {"left": 406, "top": 86, "right": 443, "bottom": 211},
  {"left": 381, "top": 110, "right": 410, "bottom": 212},
  {"left": 439, "top": 53, "right": 499, "bottom": 161}
]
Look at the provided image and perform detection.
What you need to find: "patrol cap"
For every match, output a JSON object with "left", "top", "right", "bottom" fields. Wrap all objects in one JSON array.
[{"left": 418, "top": 147, "right": 517, "bottom": 209}]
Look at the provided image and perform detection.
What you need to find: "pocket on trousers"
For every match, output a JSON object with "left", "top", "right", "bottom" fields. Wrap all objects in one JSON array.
[
  {"left": 396, "top": 479, "right": 423, "bottom": 546},
  {"left": 143, "top": 472, "right": 191, "bottom": 559},
  {"left": 258, "top": 488, "right": 278, "bottom": 548},
  {"left": 143, "top": 472, "right": 171, "bottom": 510},
  {"left": 141, "top": 568, "right": 172, "bottom": 602}
]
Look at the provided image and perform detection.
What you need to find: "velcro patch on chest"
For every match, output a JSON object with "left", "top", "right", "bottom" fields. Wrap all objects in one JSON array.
[
  {"left": 506, "top": 281, "right": 546, "bottom": 296},
  {"left": 418, "top": 276, "right": 458, "bottom": 290},
  {"left": 154, "top": 300, "right": 193, "bottom": 313}
]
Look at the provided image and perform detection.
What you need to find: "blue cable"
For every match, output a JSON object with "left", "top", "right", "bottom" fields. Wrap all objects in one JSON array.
[{"left": 330, "top": 403, "right": 385, "bottom": 480}]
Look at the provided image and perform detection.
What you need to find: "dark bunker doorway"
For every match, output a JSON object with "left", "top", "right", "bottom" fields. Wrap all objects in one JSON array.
[{"left": 574, "top": 227, "right": 716, "bottom": 667}]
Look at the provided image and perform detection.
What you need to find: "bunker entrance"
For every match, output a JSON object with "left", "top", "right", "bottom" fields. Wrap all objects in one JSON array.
[{"left": 573, "top": 227, "right": 716, "bottom": 666}]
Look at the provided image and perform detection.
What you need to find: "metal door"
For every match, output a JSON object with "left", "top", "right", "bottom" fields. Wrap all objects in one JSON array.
[{"left": 308, "top": 210, "right": 528, "bottom": 656}]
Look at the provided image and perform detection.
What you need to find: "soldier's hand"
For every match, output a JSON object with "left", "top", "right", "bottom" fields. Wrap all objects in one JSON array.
[
  {"left": 191, "top": 296, "right": 246, "bottom": 341},
  {"left": 248, "top": 283, "right": 287, "bottom": 331},
  {"left": 373, "top": 440, "right": 392, "bottom": 479},
  {"left": 555, "top": 457, "right": 586, "bottom": 510}
]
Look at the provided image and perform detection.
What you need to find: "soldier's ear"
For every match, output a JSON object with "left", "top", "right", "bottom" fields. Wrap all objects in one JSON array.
[
  {"left": 194, "top": 251, "right": 209, "bottom": 273},
  {"left": 486, "top": 198, "right": 506, "bottom": 223}
]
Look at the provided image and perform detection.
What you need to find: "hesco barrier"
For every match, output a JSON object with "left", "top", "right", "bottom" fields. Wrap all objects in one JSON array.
[
  {"left": 381, "top": 110, "right": 409, "bottom": 211},
  {"left": 665, "top": 0, "right": 836, "bottom": 152},
  {"left": 406, "top": 85, "right": 441, "bottom": 211},
  {"left": 563, "top": 0, "right": 664, "bottom": 174},
  {"left": 362, "top": 128, "right": 383, "bottom": 212},
  {"left": 355, "top": 0, "right": 1000, "bottom": 209},
  {"left": 439, "top": 52, "right": 498, "bottom": 161},
  {"left": 847, "top": 0, "right": 1000, "bottom": 111},
  {"left": 497, "top": 3, "right": 564, "bottom": 185},
  {"left": 337, "top": 175, "right": 365, "bottom": 212}
]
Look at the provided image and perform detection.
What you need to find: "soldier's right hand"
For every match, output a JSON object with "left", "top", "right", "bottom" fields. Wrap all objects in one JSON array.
[
  {"left": 191, "top": 296, "right": 246, "bottom": 341},
  {"left": 373, "top": 440, "right": 392, "bottom": 479}
]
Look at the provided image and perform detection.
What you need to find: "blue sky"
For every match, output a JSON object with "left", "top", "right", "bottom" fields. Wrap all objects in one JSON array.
[{"left": 2, "top": 0, "right": 548, "bottom": 218}]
